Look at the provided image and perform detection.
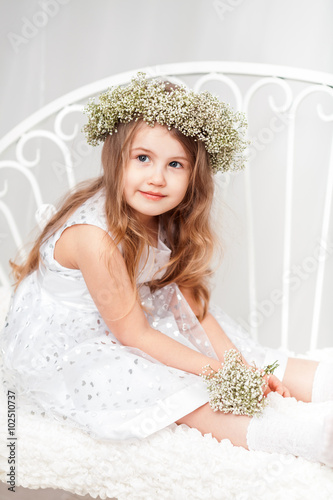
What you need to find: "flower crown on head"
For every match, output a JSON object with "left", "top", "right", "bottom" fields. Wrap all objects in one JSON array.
[{"left": 82, "top": 72, "right": 249, "bottom": 173}]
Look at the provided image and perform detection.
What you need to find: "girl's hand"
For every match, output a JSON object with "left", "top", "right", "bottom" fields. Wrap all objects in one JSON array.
[{"left": 265, "top": 374, "right": 291, "bottom": 398}]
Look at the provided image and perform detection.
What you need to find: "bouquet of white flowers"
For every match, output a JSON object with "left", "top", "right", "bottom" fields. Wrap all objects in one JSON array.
[{"left": 201, "top": 349, "right": 278, "bottom": 416}]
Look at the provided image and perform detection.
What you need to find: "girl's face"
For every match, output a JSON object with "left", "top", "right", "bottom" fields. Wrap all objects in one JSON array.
[{"left": 123, "top": 123, "right": 192, "bottom": 227}]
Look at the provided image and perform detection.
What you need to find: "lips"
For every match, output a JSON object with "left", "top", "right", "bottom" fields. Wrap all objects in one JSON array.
[{"left": 139, "top": 191, "right": 166, "bottom": 200}]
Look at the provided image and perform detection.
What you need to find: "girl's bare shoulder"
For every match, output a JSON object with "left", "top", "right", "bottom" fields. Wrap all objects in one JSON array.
[{"left": 54, "top": 223, "right": 113, "bottom": 270}]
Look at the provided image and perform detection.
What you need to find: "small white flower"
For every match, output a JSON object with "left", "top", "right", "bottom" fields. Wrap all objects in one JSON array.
[{"left": 201, "top": 349, "right": 278, "bottom": 416}]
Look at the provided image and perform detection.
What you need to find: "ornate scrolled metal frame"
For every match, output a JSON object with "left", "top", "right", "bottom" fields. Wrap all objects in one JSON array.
[{"left": 1, "top": 61, "right": 333, "bottom": 351}]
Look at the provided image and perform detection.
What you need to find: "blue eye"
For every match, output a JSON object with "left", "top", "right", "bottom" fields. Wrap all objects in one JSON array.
[
  {"left": 138, "top": 155, "right": 149, "bottom": 163},
  {"left": 169, "top": 161, "right": 182, "bottom": 169}
]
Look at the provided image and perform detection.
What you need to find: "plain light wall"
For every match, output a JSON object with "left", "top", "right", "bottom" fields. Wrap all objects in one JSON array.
[{"left": 1, "top": 0, "right": 333, "bottom": 138}]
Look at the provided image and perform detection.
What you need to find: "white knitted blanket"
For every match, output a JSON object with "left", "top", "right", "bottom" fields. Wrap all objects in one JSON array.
[{"left": 0, "top": 286, "right": 333, "bottom": 500}]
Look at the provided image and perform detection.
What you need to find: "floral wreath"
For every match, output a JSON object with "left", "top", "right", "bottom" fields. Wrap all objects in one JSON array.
[{"left": 83, "top": 72, "right": 249, "bottom": 173}]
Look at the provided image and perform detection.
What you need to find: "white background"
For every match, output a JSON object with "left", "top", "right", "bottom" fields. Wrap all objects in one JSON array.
[{"left": 2, "top": 0, "right": 333, "bottom": 138}]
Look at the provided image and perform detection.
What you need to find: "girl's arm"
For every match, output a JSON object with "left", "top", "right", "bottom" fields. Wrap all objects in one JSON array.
[
  {"left": 58, "top": 224, "right": 222, "bottom": 375},
  {"left": 179, "top": 286, "right": 290, "bottom": 397}
]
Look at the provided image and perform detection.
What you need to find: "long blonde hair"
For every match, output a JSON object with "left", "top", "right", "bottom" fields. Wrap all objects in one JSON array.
[{"left": 10, "top": 119, "right": 219, "bottom": 320}]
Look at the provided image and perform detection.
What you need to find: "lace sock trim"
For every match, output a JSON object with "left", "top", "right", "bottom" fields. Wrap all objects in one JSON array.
[
  {"left": 246, "top": 393, "right": 333, "bottom": 466},
  {"left": 312, "top": 360, "right": 333, "bottom": 403}
]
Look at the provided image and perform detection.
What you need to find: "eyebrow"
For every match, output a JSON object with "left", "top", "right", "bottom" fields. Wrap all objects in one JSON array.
[{"left": 131, "top": 147, "right": 189, "bottom": 161}]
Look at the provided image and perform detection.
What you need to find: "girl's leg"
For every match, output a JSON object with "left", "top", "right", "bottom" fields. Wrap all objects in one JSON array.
[
  {"left": 283, "top": 357, "right": 333, "bottom": 403},
  {"left": 176, "top": 403, "right": 251, "bottom": 448},
  {"left": 177, "top": 399, "right": 333, "bottom": 467},
  {"left": 282, "top": 358, "right": 318, "bottom": 401}
]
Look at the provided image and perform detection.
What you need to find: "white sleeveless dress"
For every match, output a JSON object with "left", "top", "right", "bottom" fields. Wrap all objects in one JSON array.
[{"left": 0, "top": 189, "right": 288, "bottom": 440}]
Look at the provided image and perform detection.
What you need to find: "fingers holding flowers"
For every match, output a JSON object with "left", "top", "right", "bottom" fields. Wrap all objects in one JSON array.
[
  {"left": 201, "top": 349, "right": 283, "bottom": 417},
  {"left": 265, "top": 373, "right": 291, "bottom": 398}
]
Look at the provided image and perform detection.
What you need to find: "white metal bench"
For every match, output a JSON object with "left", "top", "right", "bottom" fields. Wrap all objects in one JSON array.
[{"left": 1, "top": 62, "right": 333, "bottom": 499}]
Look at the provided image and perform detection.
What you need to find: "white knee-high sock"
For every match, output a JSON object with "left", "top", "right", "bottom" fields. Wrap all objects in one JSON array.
[
  {"left": 246, "top": 393, "right": 333, "bottom": 467},
  {"left": 312, "top": 360, "right": 333, "bottom": 403}
]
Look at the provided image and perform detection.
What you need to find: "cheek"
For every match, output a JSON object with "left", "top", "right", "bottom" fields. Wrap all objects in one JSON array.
[
  {"left": 123, "top": 169, "right": 136, "bottom": 195},
  {"left": 122, "top": 180, "right": 133, "bottom": 204},
  {"left": 175, "top": 176, "right": 190, "bottom": 200}
]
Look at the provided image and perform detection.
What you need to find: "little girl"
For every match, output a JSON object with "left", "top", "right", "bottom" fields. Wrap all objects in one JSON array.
[{"left": 1, "top": 73, "right": 333, "bottom": 467}]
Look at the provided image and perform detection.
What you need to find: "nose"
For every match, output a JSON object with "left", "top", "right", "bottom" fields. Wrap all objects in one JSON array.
[{"left": 148, "top": 164, "right": 166, "bottom": 186}]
